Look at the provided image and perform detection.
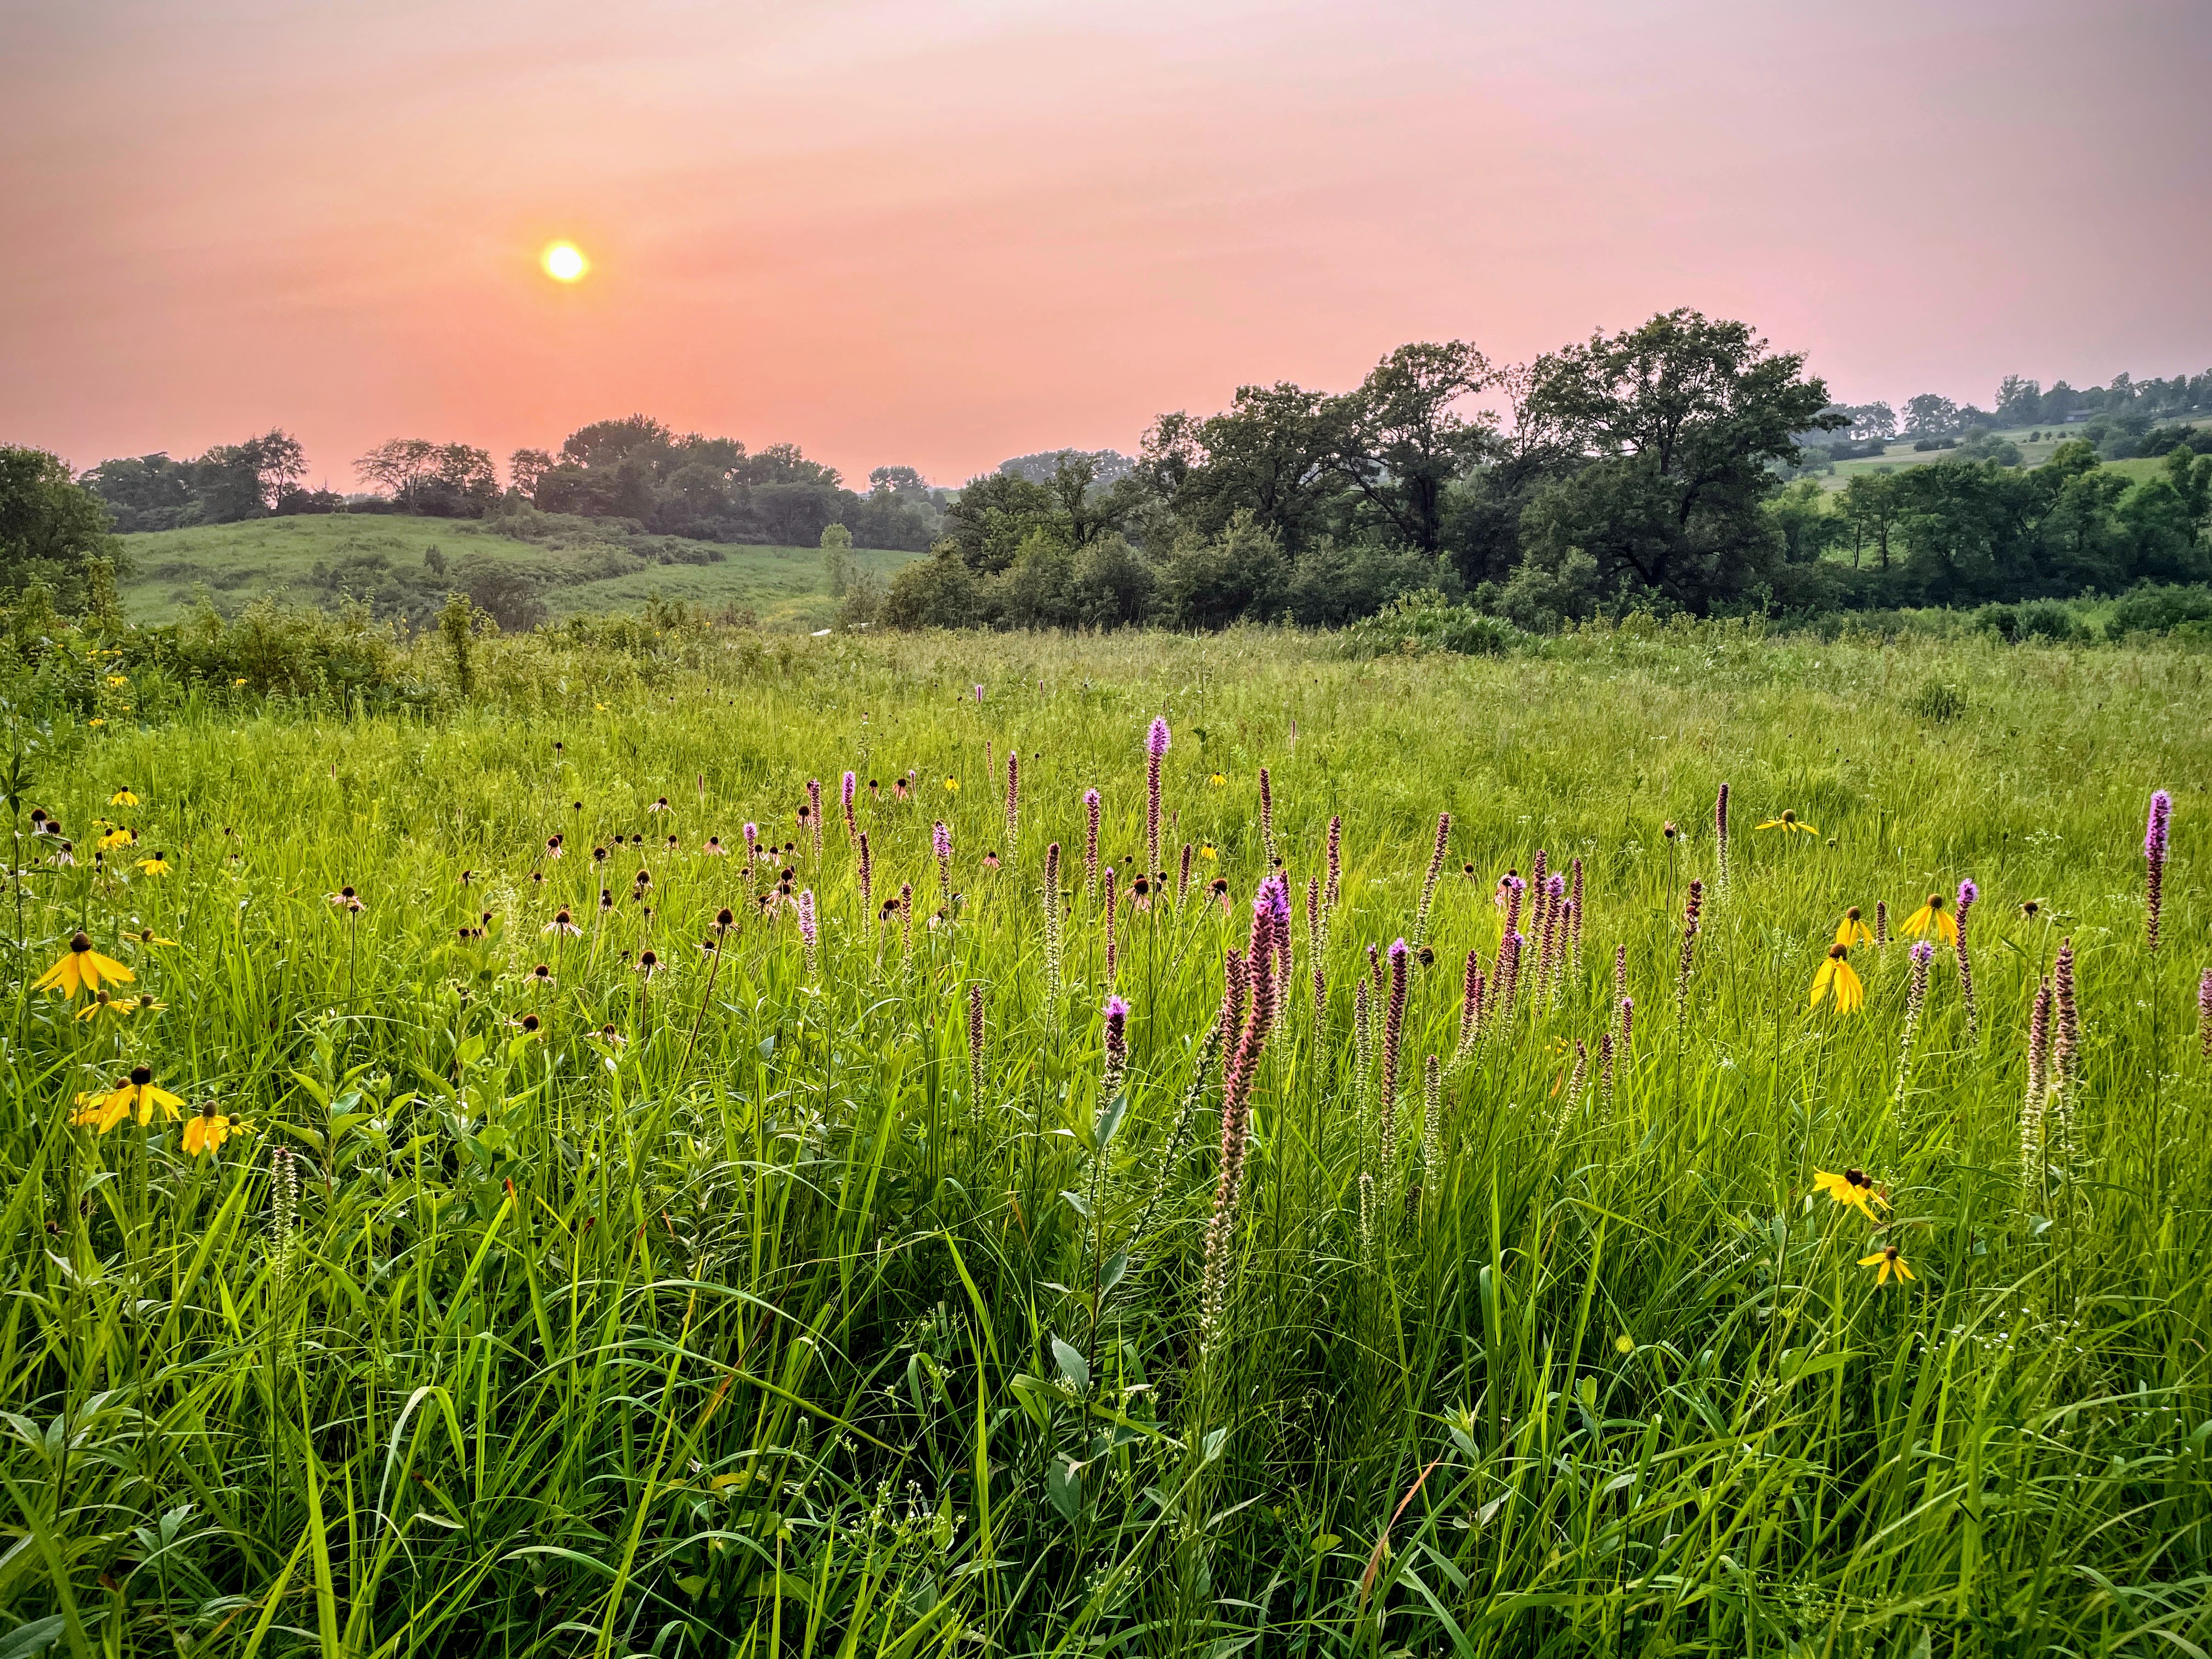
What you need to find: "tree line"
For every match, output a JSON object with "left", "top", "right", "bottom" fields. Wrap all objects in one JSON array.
[{"left": 871, "top": 311, "right": 2212, "bottom": 630}]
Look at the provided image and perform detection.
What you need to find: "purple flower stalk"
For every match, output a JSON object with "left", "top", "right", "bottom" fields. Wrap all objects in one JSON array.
[
  {"left": 1413, "top": 812, "right": 1451, "bottom": 947},
  {"left": 1874, "top": 899, "right": 1889, "bottom": 949},
  {"left": 1613, "top": 943, "right": 1628, "bottom": 1010},
  {"left": 1455, "top": 947, "right": 1484, "bottom": 1057},
  {"left": 1714, "top": 781, "right": 1731, "bottom": 893},
  {"left": 806, "top": 778, "right": 823, "bottom": 861},
  {"left": 1103, "top": 866, "right": 1118, "bottom": 982},
  {"left": 1421, "top": 1053, "right": 1443, "bottom": 1179},
  {"left": 1146, "top": 717, "right": 1169, "bottom": 876},
  {"left": 841, "top": 771, "right": 857, "bottom": 843},
  {"left": 899, "top": 881, "right": 915, "bottom": 958},
  {"left": 1005, "top": 748, "right": 1020, "bottom": 842},
  {"left": 1200, "top": 880, "right": 1285, "bottom": 1350},
  {"left": 1042, "top": 843, "right": 1065, "bottom": 1000},
  {"left": 1259, "top": 766, "right": 1278, "bottom": 866},
  {"left": 1598, "top": 1031, "right": 1616, "bottom": 1115},
  {"left": 1103, "top": 994, "right": 1130, "bottom": 1101},
  {"left": 968, "top": 981, "right": 988, "bottom": 1107},
  {"left": 1325, "top": 815, "right": 1342, "bottom": 910},
  {"left": 2198, "top": 967, "right": 2211, "bottom": 1060},
  {"left": 1955, "top": 878, "right": 1980, "bottom": 1041},
  {"left": 1570, "top": 857, "right": 1585, "bottom": 970},
  {"left": 857, "top": 830, "right": 873, "bottom": 908},
  {"left": 1083, "top": 788, "right": 1102, "bottom": 902},
  {"left": 2023, "top": 976, "right": 2051, "bottom": 1175},
  {"left": 1531, "top": 847, "right": 1548, "bottom": 899},
  {"left": 1539, "top": 872, "right": 1566, "bottom": 992},
  {"left": 1178, "top": 842, "right": 1193, "bottom": 904},
  {"left": 1618, "top": 995, "right": 1633, "bottom": 1048},
  {"left": 973, "top": 683, "right": 984, "bottom": 704},
  {"left": 2051, "top": 937, "right": 2079, "bottom": 1097},
  {"left": 1503, "top": 874, "right": 1526, "bottom": 940},
  {"left": 1895, "top": 940, "right": 1934, "bottom": 1102},
  {"left": 1675, "top": 878, "right": 1703, "bottom": 1025},
  {"left": 2146, "top": 788, "right": 2172, "bottom": 952},
  {"left": 797, "top": 889, "right": 819, "bottom": 977},
  {"left": 1496, "top": 929, "right": 1523, "bottom": 1016},
  {"left": 933, "top": 819, "right": 952, "bottom": 897}
]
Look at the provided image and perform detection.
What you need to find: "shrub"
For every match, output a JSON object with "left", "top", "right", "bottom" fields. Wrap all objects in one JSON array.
[
  {"left": 2106, "top": 582, "right": 2212, "bottom": 639},
  {"left": 1907, "top": 676, "right": 1966, "bottom": 722},
  {"left": 1338, "top": 591, "right": 1521, "bottom": 658}
]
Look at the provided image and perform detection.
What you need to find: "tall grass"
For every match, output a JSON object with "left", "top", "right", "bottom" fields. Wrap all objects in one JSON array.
[{"left": 2, "top": 621, "right": 2207, "bottom": 1656}]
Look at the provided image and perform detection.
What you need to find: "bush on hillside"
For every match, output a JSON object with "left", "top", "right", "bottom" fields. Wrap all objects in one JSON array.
[{"left": 1338, "top": 591, "right": 1521, "bottom": 658}]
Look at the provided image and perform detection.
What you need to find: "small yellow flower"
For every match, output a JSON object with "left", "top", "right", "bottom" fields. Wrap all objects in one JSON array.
[
  {"left": 1207, "top": 772, "right": 1226, "bottom": 788},
  {"left": 106, "top": 674, "right": 128, "bottom": 688},
  {"left": 1900, "top": 891, "right": 1957, "bottom": 944},
  {"left": 33, "top": 933, "right": 136, "bottom": 998},
  {"left": 98, "top": 827, "right": 137, "bottom": 851},
  {"left": 75, "top": 989, "right": 134, "bottom": 1024},
  {"left": 1812, "top": 1167, "right": 1887, "bottom": 1221},
  {"left": 109, "top": 788, "right": 139, "bottom": 806},
  {"left": 1198, "top": 843, "right": 1218, "bottom": 861},
  {"left": 1613, "top": 1334, "right": 1635, "bottom": 1355},
  {"left": 943, "top": 776, "right": 960, "bottom": 793},
  {"left": 1859, "top": 1243, "right": 1916, "bottom": 1286},
  {"left": 88, "top": 718, "right": 106, "bottom": 727},
  {"left": 137, "top": 853, "right": 171, "bottom": 877},
  {"left": 134, "top": 928, "right": 178, "bottom": 947},
  {"left": 1808, "top": 943, "right": 1864, "bottom": 1013},
  {"left": 233, "top": 678, "right": 247, "bottom": 687},
  {"left": 1833, "top": 907, "right": 1871, "bottom": 949},
  {"left": 1756, "top": 809, "right": 1819, "bottom": 835},
  {"left": 182, "top": 1101, "right": 245, "bottom": 1156}
]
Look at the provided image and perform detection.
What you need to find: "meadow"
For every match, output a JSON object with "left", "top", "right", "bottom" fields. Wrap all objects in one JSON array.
[
  {"left": 111, "top": 517, "right": 904, "bottom": 629},
  {"left": 3, "top": 620, "right": 2209, "bottom": 1657}
]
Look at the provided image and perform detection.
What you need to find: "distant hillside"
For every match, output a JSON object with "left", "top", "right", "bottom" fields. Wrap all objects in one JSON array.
[
  {"left": 115, "top": 513, "right": 918, "bottom": 631},
  {"left": 1810, "top": 418, "right": 2210, "bottom": 490}
]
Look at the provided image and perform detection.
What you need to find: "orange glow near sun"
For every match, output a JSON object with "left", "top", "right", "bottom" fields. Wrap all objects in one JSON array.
[{"left": 541, "top": 242, "right": 588, "bottom": 282}]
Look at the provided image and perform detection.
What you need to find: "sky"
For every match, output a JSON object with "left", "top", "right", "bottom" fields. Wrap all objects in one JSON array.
[{"left": 4, "top": 0, "right": 2209, "bottom": 490}]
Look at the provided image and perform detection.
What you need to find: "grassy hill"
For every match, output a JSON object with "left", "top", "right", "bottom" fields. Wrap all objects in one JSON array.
[
  {"left": 1812, "top": 419, "right": 2207, "bottom": 490},
  {"left": 116, "top": 514, "right": 918, "bottom": 630}
]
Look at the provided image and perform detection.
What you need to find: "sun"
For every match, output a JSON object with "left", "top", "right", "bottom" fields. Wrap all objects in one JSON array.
[{"left": 541, "top": 242, "right": 588, "bottom": 283}]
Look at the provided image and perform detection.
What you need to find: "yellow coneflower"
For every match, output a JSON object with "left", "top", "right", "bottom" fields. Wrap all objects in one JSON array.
[
  {"left": 109, "top": 787, "right": 139, "bottom": 806},
  {"left": 943, "top": 776, "right": 960, "bottom": 794},
  {"left": 75, "top": 989, "right": 134, "bottom": 1024},
  {"left": 1199, "top": 843, "right": 1218, "bottom": 861},
  {"left": 1833, "top": 907, "right": 1872, "bottom": 949},
  {"left": 181, "top": 1101, "right": 246, "bottom": 1156},
  {"left": 1858, "top": 1243, "right": 1916, "bottom": 1286},
  {"left": 74, "top": 1065, "right": 185, "bottom": 1134},
  {"left": 1808, "top": 943, "right": 1865, "bottom": 1013},
  {"left": 1207, "top": 772, "right": 1227, "bottom": 788},
  {"left": 33, "top": 932, "right": 136, "bottom": 998},
  {"left": 1757, "top": 809, "right": 1819, "bottom": 836},
  {"left": 135, "top": 928, "right": 178, "bottom": 947},
  {"left": 98, "top": 827, "right": 137, "bottom": 851},
  {"left": 1812, "top": 1166, "right": 1887, "bottom": 1221},
  {"left": 1901, "top": 890, "right": 1957, "bottom": 943},
  {"left": 137, "top": 852, "right": 171, "bottom": 877}
]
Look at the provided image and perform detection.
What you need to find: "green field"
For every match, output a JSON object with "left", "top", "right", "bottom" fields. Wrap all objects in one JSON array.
[
  {"left": 115, "top": 515, "right": 916, "bottom": 629},
  {"left": 4, "top": 623, "right": 2209, "bottom": 1655},
  {"left": 1815, "top": 422, "right": 2206, "bottom": 490}
]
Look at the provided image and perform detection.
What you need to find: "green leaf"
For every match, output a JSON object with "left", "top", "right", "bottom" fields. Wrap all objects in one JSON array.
[
  {"left": 1050, "top": 1336, "right": 1089, "bottom": 1395},
  {"left": 1044, "top": 1458, "right": 1081, "bottom": 1522},
  {"left": 1092, "top": 1092, "right": 1129, "bottom": 1153},
  {"left": 1099, "top": 1252, "right": 1130, "bottom": 1293}
]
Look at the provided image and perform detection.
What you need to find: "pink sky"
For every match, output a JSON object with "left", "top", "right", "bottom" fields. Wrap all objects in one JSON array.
[{"left": 4, "top": 0, "right": 2209, "bottom": 490}]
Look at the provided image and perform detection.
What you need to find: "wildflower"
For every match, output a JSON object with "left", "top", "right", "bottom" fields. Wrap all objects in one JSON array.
[
  {"left": 1809, "top": 943, "right": 1865, "bottom": 1013},
  {"left": 1325, "top": 814, "right": 1342, "bottom": 910},
  {"left": 1144, "top": 717, "right": 1169, "bottom": 872},
  {"left": 109, "top": 787, "right": 139, "bottom": 806},
  {"left": 1954, "top": 878, "right": 1980, "bottom": 1040},
  {"left": 797, "top": 890, "right": 819, "bottom": 975},
  {"left": 545, "top": 834, "right": 565, "bottom": 859},
  {"left": 1812, "top": 1167, "right": 1887, "bottom": 1221},
  {"left": 893, "top": 779, "right": 910, "bottom": 802},
  {"left": 1833, "top": 907, "right": 1872, "bottom": 949},
  {"left": 648, "top": 796, "right": 669, "bottom": 814},
  {"left": 328, "top": 885, "right": 364, "bottom": 913},
  {"left": 132, "top": 994, "right": 167, "bottom": 1015},
  {"left": 1757, "top": 809, "right": 1818, "bottom": 836},
  {"left": 2023, "top": 977, "right": 2052, "bottom": 1175},
  {"left": 806, "top": 778, "right": 823, "bottom": 859},
  {"left": 2018, "top": 897, "right": 2043, "bottom": 921},
  {"left": 1075, "top": 787, "right": 1102, "bottom": 900},
  {"left": 1209, "top": 874, "right": 1231, "bottom": 911},
  {"left": 842, "top": 771, "right": 857, "bottom": 842},
  {"left": 1005, "top": 750, "right": 1021, "bottom": 842},
  {"left": 1412, "top": 812, "right": 1451, "bottom": 948},
  {"left": 137, "top": 851, "right": 171, "bottom": 877},
  {"left": 635, "top": 948, "right": 662, "bottom": 980},
  {"left": 1198, "top": 843, "right": 1217, "bottom": 861},
  {"left": 703, "top": 836, "right": 725, "bottom": 855},
  {"left": 1894, "top": 940, "right": 1934, "bottom": 1102},
  {"left": 1900, "top": 890, "right": 1956, "bottom": 943},
  {"left": 33, "top": 932, "right": 135, "bottom": 998},
  {"left": 1674, "top": 879, "right": 1703, "bottom": 1024},
  {"left": 76, "top": 1065, "right": 185, "bottom": 1133},
  {"left": 1662, "top": 820, "right": 1677, "bottom": 841},
  {"left": 543, "top": 907, "right": 582, "bottom": 937},
  {"left": 1874, "top": 899, "right": 1889, "bottom": 947},
  {"left": 2198, "top": 967, "right": 2210, "bottom": 1060},
  {"left": 99, "top": 827, "right": 137, "bottom": 851},
  {"left": 1858, "top": 1244, "right": 1916, "bottom": 1286},
  {"left": 1102, "top": 994, "right": 1130, "bottom": 1100},
  {"left": 182, "top": 1101, "right": 246, "bottom": 1156},
  {"left": 943, "top": 776, "right": 960, "bottom": 794},
  {"left": 1713, "top": 781, "right": 1731, "bottom": 893},
  {"left": 933, "top": 819, "right": 953, "bottom": 896},
  {"left": 1257, "top": 766, "right": 1278, "bottom": 865},
  {"left": 2145, "top": 788, "right": 2171, "bottom": 952},
  {"left": 76, "top": 989, "right": 133, "bottom": 1024}
]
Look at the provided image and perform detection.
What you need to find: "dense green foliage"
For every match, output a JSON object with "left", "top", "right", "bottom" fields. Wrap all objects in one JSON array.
[
  {"left": 0, "top": 448, "right": 126, "bottom": 612},
  {"left": 1, "top": 625, "right": 2207, "bottom": 1656}
]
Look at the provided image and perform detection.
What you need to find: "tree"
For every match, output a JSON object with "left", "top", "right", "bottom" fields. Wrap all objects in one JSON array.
[
  {"left": 943, "top": 472, "right": 1057, "bottom": 574},
  {"left": 1328, "top": 340, "right": 1496, "bottom": 553},
  {"left": 1517, "top": 309, "right": 1842, "bottom": 611},
  {"left": 1839, "top": 473, "right": 1905, "bottom": 569},
  {"left": 354, "top": 439, "right": 498, "bottom": 516},
  {"left": 558, "top": 415, "right": 676, "bottom": 472},
  {"left": 820, "top": 523, "right": 855, "bottom": 596},
  {"left": 509, "top": 448, "right": 556, "bottom": 495},
  {"left": 0, "top": 447, "right": 122, "bottom": 608},
  {"left": 1149, "top": 383, "right": 1343, "bottom": 552},
  {"left": 1902, "top": 393, "right": 1962, "bottom": 438}
]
